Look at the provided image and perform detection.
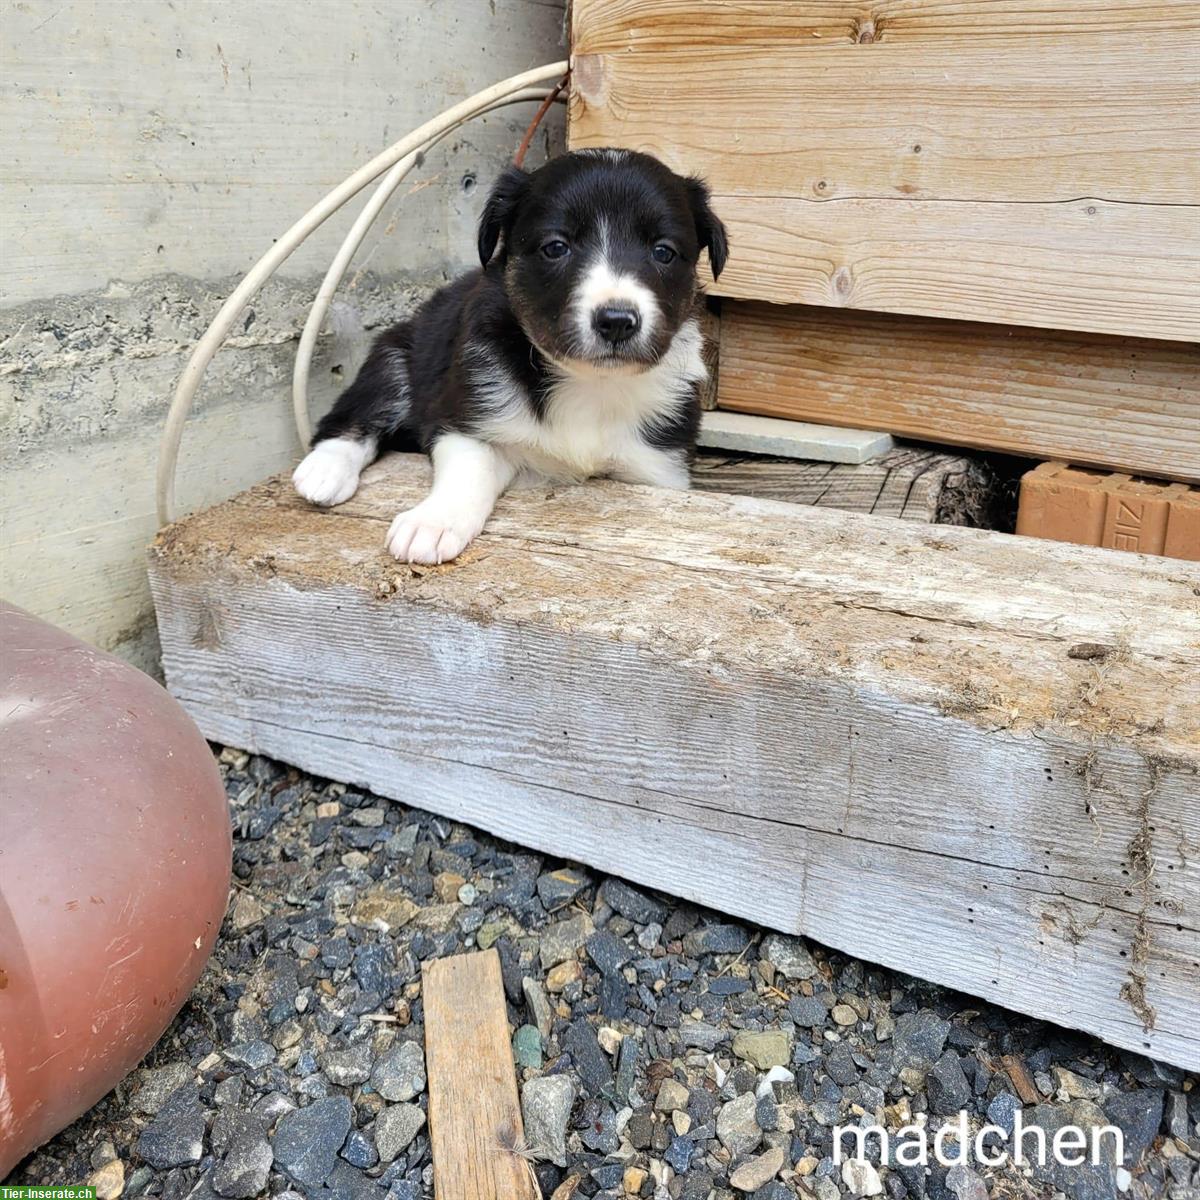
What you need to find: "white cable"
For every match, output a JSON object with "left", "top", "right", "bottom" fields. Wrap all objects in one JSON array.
[
  {"left": 291, "top": 87, "right": 558, "bottom": 447},
  {"left": 156, "top": 60, "right": 567, "bottom": 526}
]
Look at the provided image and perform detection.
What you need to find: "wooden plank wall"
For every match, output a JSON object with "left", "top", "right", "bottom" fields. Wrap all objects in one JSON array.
[
  {"left": 717, "top": 303, "right": 1200, "bottom": 483},
  {"left": 570, "top": 1, "right": 1200, "bottom": 342}
]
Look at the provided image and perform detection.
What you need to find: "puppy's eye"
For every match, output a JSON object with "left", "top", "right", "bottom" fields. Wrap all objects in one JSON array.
[
  {"left": 541, "top": 239, "right": 570, "bottom": 260},
  {"left": 652, "top": 244, "right": 677, "bottom": 265}
]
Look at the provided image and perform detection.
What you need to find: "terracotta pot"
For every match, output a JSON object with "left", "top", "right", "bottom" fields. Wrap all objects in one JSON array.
[{"left": 0, "top": 604, "right": 231, "bottom": 1177}]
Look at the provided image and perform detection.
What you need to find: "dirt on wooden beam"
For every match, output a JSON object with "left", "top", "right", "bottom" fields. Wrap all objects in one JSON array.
[{"left": 149, "top": 454, "right": 1200, "bottom": 1069}]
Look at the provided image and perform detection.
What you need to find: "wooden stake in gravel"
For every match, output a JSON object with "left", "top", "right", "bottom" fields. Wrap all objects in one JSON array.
[{"left": 423, "top": 949, "right": 539, "bottom": 1199}]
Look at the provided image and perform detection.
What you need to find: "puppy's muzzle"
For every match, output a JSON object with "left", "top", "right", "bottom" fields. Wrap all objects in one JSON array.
[{"left": 592, "top": 304, "right": 642, "bottom": 346}]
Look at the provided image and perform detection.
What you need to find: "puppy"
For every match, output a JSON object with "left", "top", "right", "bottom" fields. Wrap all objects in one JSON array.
[{"left": 292, "top": 148, "right": 728, "bottom": 563}]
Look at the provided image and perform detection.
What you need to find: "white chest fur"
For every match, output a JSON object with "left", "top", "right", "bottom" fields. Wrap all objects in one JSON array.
[{"left": 471, "top": 319, "right": 706, "bottom": 483}]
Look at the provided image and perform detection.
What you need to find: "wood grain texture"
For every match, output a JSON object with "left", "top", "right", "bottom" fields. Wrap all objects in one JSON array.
[
  {"left": 692, "top": 448, "right": 979, "bottom": 522},
  {"left": 575, "top": 1, "right": 1200, "bottom": 50},
  {"left": 569, "top": 1, "right": 1200, "bottom": 340},
  {"left": 704, "top": 196, "right": 1200, "bottom": 340},
  {"left": 148, "top": 457, "right": 1200, "bottom": 1069},
  {"left": 423, "top": 951, "right": 537, "bottom": 1200},
  {"left": 718, "top": 302, "right": 1200, "bottom": 482}
]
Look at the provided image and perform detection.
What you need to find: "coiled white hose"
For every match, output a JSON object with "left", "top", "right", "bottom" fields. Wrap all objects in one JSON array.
[
  {"left": 156, "top": 61, "right": 568, "bottom": 526},
  {"left": 290, "top": 87, "right": 559, "bottom": 448}
]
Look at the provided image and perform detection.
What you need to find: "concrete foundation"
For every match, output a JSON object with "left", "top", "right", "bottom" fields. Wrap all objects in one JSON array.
[{"left": 1, "top": 0, "right": 566, "bottom": 671}]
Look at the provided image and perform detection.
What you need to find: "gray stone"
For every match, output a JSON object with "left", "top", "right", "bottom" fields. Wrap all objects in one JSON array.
[
  {"left": 373, "top": 1104, "right": 426, "bottom": 1163},
  {"left": 523, "top": 977, "right": 553, "bottom": 1038},
  {"left": 135, "top": 1085, "right": 206, "bottom": 1170},
  {"left": 132, "top": 1063, "right": 194, "bottom": 1115},
  {"left": 226, "top": 1040, "right": 275, "bottom": 1070},
  {"left": 339, "top": 1130, "right": 378, "bottom": 1169},
  {"left": 522, "top": 1075, "right": 575, "bottom": 1168},
  {"left": 1022, "top": 1101, "right": 1119, "bottom": 1200},
  {"left": 1165, "top": 1090, "right": 1190, "bottom": 1141},
  {"left": 730, "top": 1146, "right": 785, "bottom": 1192},
  {"left": 826, "top": 1042, "right": 859, "bottom": 1087},
  {"left": 322, "top": 1043, "right": 372, "bottom": 1087},
  {"left": 655, "top": 1078, "right": 691, "bottom": 1113},
  {"left": 664, "top": 1135, "right": 696, "bottom": 1173},
  {"left": 788, "top": 995, "right": 830, "bottom": 1028},
  {"left": 213, "top": 1077, "right": 244, "bottom": 1109},
  {"left": 683, "top": 924, "right": 749, "bottom": 957},
  {"left": 586, "top": 929, "right": 633, "bottom": 976},
  {"left": 536, "top": 867, "right": 590, "bottom": 911},
  {"left": 986, "top": 1090, "right": 1019, "bottom": 1134},
  {"left": 927, "top": 1052, "right": 972, "bottom": 1116},
  {"left": 717, "top": 1091, "right": 763, "bottom": 1159},
  {"left": 1104, "top": 1089, "right": 1164, "bottom": 1166},
  {"left": 946, "top": 1166, "right": 988, "bottom": 1200},
  {"left": 210, "top": 1108, "right": 266, "bottom": 1158},
  {"left": 273, "top": 1095, "right": 353, "bottom": 1189},
  {"left": 733, "top": 1030, "right": 792, "bottom": 1070},
  {"left": 637, "top": 922, "right": 663, "bottom": 950},
  {"left": 843, "top": 1158, "right": 884, "bottom": 1197},
  {"left": 212, "top": 1135, "right": 273, "bottom": 1199},
  {"left": 893, "top": 1011, "right": 951, "bottom": 1071},
  {"left": 598, "top": 879, "right": 667, "bottom": 925},
  {"left": 761, "top": 934, "right": 817, "bottom": 980},
  {"left": 563, "top": 1020, "right": 613, "bottom": 1094},
  {"left": 370, "top": 1041, "right": 426, "bottom": 1102},
  {"left": 540, "top": 913, "right": 594, "bottom": 970},
  {"left": 681, "top": 1020, "right": 726, "bottom": 1051}
]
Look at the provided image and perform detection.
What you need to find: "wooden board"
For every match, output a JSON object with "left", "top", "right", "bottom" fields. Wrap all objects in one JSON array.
[
  {"left": 148, "top": 456, "right": 1200, "bottom": 1069},
  {"left": 569, "top": 1, "right": 1200, "bottom": 341},
  {"left": 423, "top": 950, "right": 537, "bottom": 1200},
  {"left": 717, "top": 302, "right": 1200, "bottom": 483},
  {"left": 692, "top": 447, "right": 993, "bottom": 525}
]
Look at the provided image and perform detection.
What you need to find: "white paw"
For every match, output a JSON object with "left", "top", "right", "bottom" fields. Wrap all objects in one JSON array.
[
  {"left": 385, "top": 503, "right": 482, "bottom": 564},
  {"left": 293, "top": 438, "right": 369, "bottom": 507}
]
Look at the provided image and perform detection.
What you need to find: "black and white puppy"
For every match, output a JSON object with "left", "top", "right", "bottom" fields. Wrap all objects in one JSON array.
[{"left": 292, "top": 148, "right": 728, "bottom": 563}]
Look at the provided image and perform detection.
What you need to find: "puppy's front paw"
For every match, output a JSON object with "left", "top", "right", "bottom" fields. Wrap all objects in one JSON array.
[
  {"left": 385, "top": 503, "right": 481, "bottom": 564},
  {"left": 293, "top": 439, "right": 365, "bottom": 507}
]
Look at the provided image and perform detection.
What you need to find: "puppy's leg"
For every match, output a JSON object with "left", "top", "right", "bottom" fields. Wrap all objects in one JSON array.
[
  {"left": 611, "top": 444, "right": 691, "bottom": 490},
  {"left": 294, "top": 332, "right": 412, "bottom": 506},
  {"left": 385, "top": 433, "right": 515, "bottom": 564}
]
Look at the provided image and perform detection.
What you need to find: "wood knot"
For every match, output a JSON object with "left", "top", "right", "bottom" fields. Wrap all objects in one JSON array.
[
  {"left": 1068, "top": 642, "right": 1114, "bottom": 661},
  {"left": 831, "top": 267, "right": 854, "bottom": 301},
  {"left": 571, "top": 53, "right": 608, "bottom": 105},
  {"left": 852, "top": 15, "right": 881, "bottom": 42}
]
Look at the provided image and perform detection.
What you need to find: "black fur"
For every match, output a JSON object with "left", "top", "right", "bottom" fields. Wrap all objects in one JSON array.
[{"left": 311, "top": 149, "right": 727, "bottom": 459}]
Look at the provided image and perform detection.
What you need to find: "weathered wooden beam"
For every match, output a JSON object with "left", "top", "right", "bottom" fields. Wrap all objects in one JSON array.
[
  {"left": 423, "top": 951, "right": 538, "bottom": 1200},
  {"left": 148, "top": 456, "right": 1200, "bottom": 1069},
  {"left": 691, "top": 447, "right": 997, "bottom": 525},
  {"left": 717, "top": 302, "right": 1200, "bottom": 484}
]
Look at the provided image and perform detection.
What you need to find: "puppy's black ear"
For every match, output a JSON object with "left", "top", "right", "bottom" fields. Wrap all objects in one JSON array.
[
  {"left": 478, "top": 165, "right": 530, "bottom": 267},
  {"left": 686, "top": 176, "right": 729, "bottom": 280}
]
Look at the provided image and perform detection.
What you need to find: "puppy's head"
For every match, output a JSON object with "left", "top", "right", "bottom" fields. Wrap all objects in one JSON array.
[{"left": 478, "top": 148, "right": 728, "bottom": 374}]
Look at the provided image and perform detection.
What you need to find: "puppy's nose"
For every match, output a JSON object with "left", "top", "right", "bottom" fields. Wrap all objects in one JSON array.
[{"left": 593, "top": 305, "right": 641, "bottom": 345}]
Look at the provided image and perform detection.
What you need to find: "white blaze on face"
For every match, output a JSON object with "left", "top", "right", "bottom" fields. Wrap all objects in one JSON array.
[{"left": 571, "top": 226, "right": 660, "bottom": 357}]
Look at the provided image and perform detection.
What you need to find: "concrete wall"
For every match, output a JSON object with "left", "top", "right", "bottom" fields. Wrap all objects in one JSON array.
[{"left": 1, "top": 0, "right": 565, "bottom": 672}]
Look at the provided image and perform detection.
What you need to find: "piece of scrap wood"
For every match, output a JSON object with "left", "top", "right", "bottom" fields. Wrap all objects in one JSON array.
[
  {"left": 423, "top": 949, "right": 538, "bottom": 1199},
  {"left": 698, "top": 409, "right": 893, "bottom": 463},
  {"left": 1001, "top": 1053, "right": 1043, "bottom": 1105}
]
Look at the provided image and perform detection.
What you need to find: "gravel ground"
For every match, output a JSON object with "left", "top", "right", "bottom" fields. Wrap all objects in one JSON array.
[{"left": 13, "top": 749, "right": 1198, "bottom": 1200}]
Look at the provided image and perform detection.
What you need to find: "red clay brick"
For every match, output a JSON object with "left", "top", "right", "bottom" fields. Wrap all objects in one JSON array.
[{"left": 1016, "top": 463, "right": 1199, "bottom": 562}]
